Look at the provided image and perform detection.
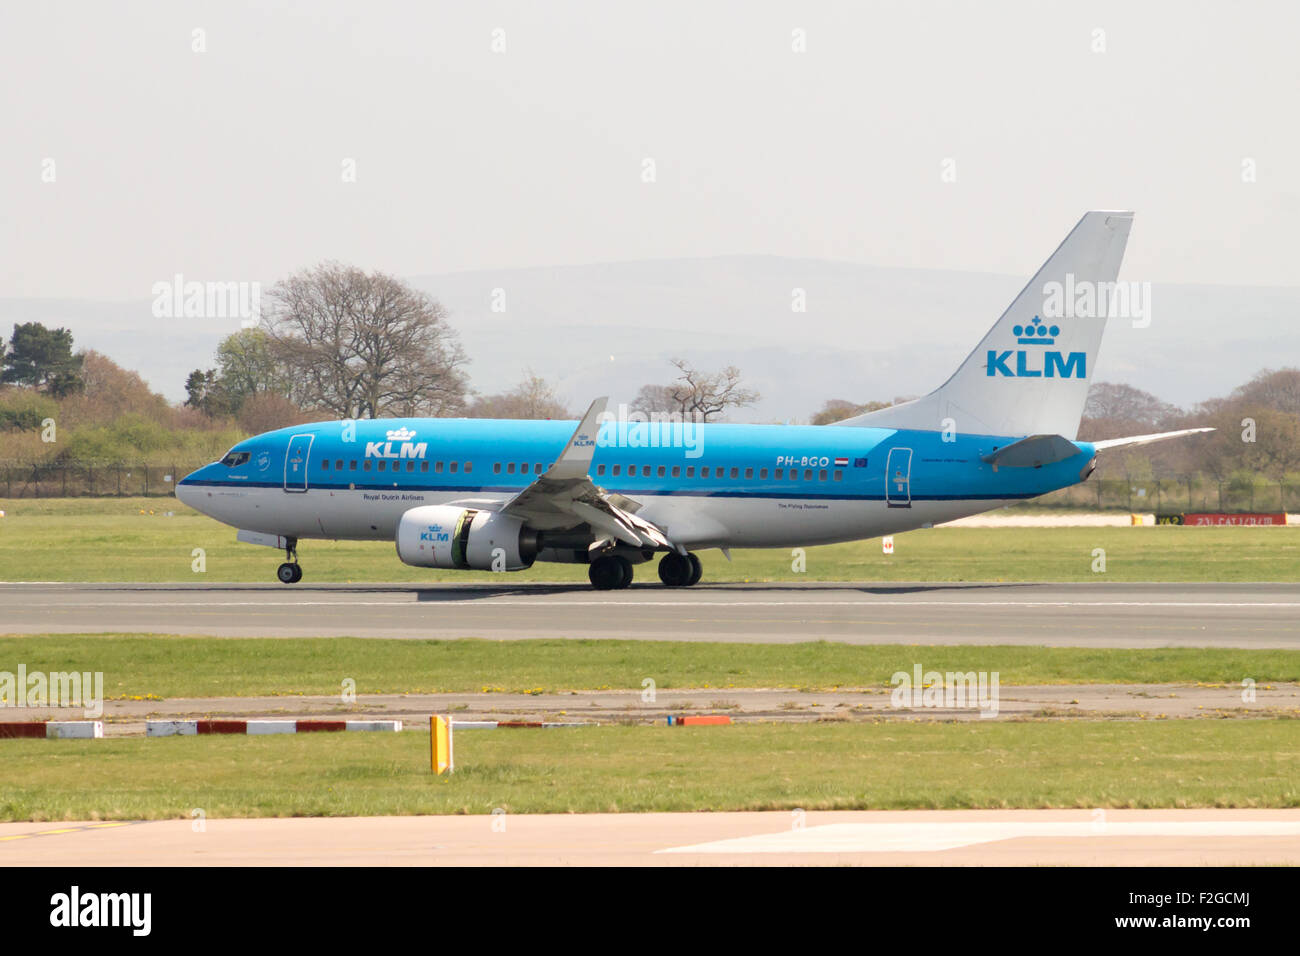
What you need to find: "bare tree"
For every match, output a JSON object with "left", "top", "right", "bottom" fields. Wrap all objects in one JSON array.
[
  {"left": 1229, "top": 367, "right": 1300, "bottom": 416},
  {"left": 262, "top": 262, "right": 469, "bottom": 419},
  {"left": 1082, "top": 382, "right": 1179, "bottom": 430},
  {"left": 810, "top": 398, "right": 894, "bottom": 425},
  {"left": 629, "top": 383, "right": 678, "bottom": 418},
  {"left": 466, "top": 372, "right": 572, "bottom": 420},
  {"left": 634, "top": 358, "right": 759, "bottom": 421}
]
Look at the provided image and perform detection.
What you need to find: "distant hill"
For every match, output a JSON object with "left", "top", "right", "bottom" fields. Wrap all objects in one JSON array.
[{"left": 3, "top": 256, "right": 1295, "bottom": 421}]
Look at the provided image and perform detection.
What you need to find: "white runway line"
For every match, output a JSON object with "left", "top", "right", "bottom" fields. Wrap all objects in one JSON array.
[{"left": 659, "top": 820, "right": 1300, "bottom": 854}]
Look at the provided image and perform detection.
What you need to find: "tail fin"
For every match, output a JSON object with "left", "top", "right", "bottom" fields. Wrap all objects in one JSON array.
[{"left": 841, "top": 211, "right": 1134, "bottom": 439}]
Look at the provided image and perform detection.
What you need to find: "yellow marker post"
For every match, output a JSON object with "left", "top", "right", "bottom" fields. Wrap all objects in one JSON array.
[{"left": 430, "top": 715, "right": 453, "bottom": 774}]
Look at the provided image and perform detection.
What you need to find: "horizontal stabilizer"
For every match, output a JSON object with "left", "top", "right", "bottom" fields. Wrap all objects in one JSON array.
[
  {"left": 1091, "top": 427, "right": 1214, "bottom": 451},
  {"left": 980, "top": 434, "right": 1080, "bottom": 468}
]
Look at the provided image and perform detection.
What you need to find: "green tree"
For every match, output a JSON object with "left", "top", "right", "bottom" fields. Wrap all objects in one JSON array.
[
  {"left": 1, "top": 322, "right": 84, "bottom": 396},
  {"left": 214, "top": 328, "right": 288, "bottom": 410}
]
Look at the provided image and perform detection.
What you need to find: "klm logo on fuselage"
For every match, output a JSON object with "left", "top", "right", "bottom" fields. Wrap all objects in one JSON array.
[
  {"left": 987, "top": 315, "right": 1086, "bottom": 379},
  {"left": 365, "top": 426, "right": 427, "bottom": 459},
  {"left": 364, "top": 441, "right": 428, "bottom": 458}
]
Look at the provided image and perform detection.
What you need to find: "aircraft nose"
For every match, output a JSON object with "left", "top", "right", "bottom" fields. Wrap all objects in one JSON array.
[{"left": 175, "top": 470, "right": 203, "bottom": 510}]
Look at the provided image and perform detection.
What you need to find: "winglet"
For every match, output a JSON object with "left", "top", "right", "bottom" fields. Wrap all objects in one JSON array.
[{"left": 545, "top": 397, "right": 608, "bottom": 480}]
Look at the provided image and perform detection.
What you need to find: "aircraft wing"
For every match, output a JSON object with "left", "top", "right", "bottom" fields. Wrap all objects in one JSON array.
[{"left": 498, "top": 398, "right": 674, "bottom": 550}]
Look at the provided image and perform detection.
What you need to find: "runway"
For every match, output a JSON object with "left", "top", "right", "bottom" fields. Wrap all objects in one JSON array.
[
  {"left": 1, "top": 581, "right": 1298, "bottom": 647},
  {"left": 3, "top": 809, "right": 1298, "bottom": 866}
]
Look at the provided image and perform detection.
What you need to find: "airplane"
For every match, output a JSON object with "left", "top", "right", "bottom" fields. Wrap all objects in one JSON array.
[{"left": 177, "top": 211, "right": 1210, "bottom": 589}]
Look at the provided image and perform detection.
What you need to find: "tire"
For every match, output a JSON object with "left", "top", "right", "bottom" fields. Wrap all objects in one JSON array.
[
  {"left": 658, "top": 552, "right": 692, "bottom": 587},
  {"left": 685, "top": 552, "right": 703, "bottom": 586},
  {"left": 588, "top": 557, "right": 622, "bottom": 590},
  {"left": 277, "top": 562, "right": 299, "bottom": 584},
  {"left": 612, "top": 554, "right": 633, "bottom": 589}
]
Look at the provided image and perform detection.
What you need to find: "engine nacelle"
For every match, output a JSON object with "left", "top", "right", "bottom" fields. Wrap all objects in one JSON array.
[{"left": 396, "top": 505, "right": 538, "bottom": 571}]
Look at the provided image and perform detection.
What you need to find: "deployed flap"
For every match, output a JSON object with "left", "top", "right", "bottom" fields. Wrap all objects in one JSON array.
[
  {"left": 499, "top": 397, "right": 674, "bottom": 548},
  {"left": 980, "top": 434, "right": 1081, "bottom": 468},
  {"left": 1091, "top": 427, "right": 1214, "bottom": 451}
]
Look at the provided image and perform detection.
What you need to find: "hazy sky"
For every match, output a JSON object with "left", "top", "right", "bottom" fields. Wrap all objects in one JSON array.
[{"left": 2, "top": 0, "right": 1298, "bottom": 300}]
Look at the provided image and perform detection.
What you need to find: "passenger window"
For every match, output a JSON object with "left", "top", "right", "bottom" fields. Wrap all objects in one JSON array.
[
  {"left": 450, "top": 462, "right": 458, "bottom": 473},
  {"left": 363, "top": 461, "right": 372, "bottom": 472},
  {"left": 657, "top": 466, "right": 666, "bottom": 477},
  {"left": 421, "top": 461, "right": 429, "bottom": 472},
  {"left": 435, "top": 461, "right": 443, "bottom": 473},
  {"left": 642, "top": 466, "right": 651, "bottom": 477},
  {"left": 335, "top": 460, "right": 343, "bottom": 470},
  {"left": 775, "top": 468, "right": 783, "bottom": 479},
  {"left": 804, "top": 469, "right": 813, "bottom": 480},
  {"left": 686, "top": 467, "right": 694, "bottom": 478},
  {"left": 819, "top": 469, "right": 827, "bottom": 481},
  {"left": 597, "top": 465, "right": 605, "bottom": 476},
  {"left": 535, "top": 463, "right": 543, "bottom": 474},
  {"left": 494, "top": 463, "right": 502, "bottom": 474},
  {"left": 406, "top": 461, "right": 415, "bottom": 472},
  {"left": 730, "top": 467, "right": 739, "bottom": 479},
  {"left": 507, "top": 463, "right": 515, "bottom": 474},
  {"left": 349, "top": 460, "right": 357, "bottom": 471},
  {"left": 321, "top": 460, "right": 330, "bottom": 471},
  {"left": 760, "top": 468, "right": 768, "bottom": 479},
  {"left": 834, "top": 470, "right": 843, "bottom": 481},
  {"left": 671, "top": 466, "right": 680, "bottom": 477},
  {"left": 744, "top": 467, "right": 753, "bottom": 479},
  {"left": 464, "top": 462, "right": 472, "bottom": 474},
  {"left": 612, "top": 465, "right": 621, "bottom": 476},
  {"left": 378, "top": 461, "right": 387, "bottom": 472},
  {"left": 701, "top": 467, "right": 710, "bottom": 478}
]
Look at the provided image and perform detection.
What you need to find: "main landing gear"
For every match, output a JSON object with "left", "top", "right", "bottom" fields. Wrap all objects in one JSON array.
[
  {"left": 276, "top": 538, "right": 302, "bottom": 584},
  {"left": 588, "top": 553, "right": 632, "bottom": 590},
  {"left": 657, "top": 551, "right": 702, "bottom": 588}
]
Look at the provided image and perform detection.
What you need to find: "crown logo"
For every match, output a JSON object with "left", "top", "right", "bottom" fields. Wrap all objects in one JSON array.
[
  {"left": 386, "top": 427, "right": 416, "bottom": 441},
  {"left": 1014, "top": 315, "right": 1058, "bottom": 345}
]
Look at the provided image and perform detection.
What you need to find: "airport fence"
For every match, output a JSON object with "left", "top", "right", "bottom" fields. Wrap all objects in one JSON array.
[
  {"left": 1037, "top": 476, "right": 1300, "bottom": 513},
  {"left": 0, "top": 461, "right": 208, "bottom": 498}
]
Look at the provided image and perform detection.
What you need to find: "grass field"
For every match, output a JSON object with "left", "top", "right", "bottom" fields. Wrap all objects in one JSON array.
[
  {"left": 0, "top": 720, "right": 1294, "bottom": 820},
  {"left": 2, "top": 497, "right": 1298, "bottom": 582},
  {"left": 3, "top": 636, "right": 1299, "bottom": 697}
]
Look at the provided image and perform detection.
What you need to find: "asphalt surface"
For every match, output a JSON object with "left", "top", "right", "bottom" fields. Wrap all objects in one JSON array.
[
  {"left": 1, "top": 581, "right": 1298, "bottom": 647},
  {"left": 3, "top": 810, "right": 1299, "bottom": 866}
]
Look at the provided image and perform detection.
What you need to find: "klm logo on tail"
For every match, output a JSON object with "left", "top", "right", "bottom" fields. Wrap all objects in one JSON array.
[{"left": 986, "top": 316, "right": 1086, "bottom": 379}]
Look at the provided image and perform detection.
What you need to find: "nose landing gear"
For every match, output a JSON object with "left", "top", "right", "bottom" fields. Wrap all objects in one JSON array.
[{"left": 276, "top": 538, "right": 302, "bottom": 584}]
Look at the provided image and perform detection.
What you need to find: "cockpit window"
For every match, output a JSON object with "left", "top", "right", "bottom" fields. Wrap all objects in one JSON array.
[{"left": 219, "top": 451, "right": 251, "bottom": 467}]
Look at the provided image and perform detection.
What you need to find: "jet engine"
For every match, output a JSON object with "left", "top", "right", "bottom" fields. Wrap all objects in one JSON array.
[{"left": 395, "top": 505, "right": 538, "bottom": 571}]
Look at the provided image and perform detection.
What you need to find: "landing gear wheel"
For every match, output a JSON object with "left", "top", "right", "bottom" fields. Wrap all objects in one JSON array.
[
  {"left": 613, "top": 555, "right": 633, "bottom": 589},
  {"left": 685, "top": 552, "right": 702, "bottom": 586},
  {"left": 589, "top": 554, "right": 633, "bottom": 590},
  {"left": 277, "top": 562, "right": 302, "bottom": 584},
  {"left": 658, "top": 552, "right": 692, "bottom": 587}
]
